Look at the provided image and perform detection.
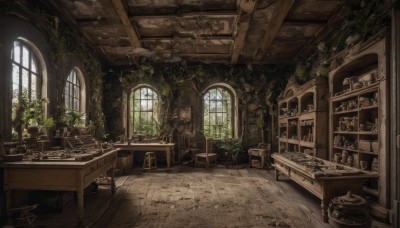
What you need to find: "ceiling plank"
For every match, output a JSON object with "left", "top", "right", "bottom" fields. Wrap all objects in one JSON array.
[
  {"left": 111, "top": 0, "right": 141, "bottom": 48},
  {"left": 230, "top": 0, "right": 257, "bottom": 64},
  {"left": 254, "top": 0, "right": 294, "bottom": 60}
]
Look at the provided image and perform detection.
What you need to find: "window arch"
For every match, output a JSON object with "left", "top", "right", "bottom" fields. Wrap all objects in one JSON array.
[
  {"left": 203, "top": 85, "right": 236, "bottom": 140},
  {"left": 11, "top": 40, "right": 42, "bottom": 103},
  {"left": 130, "top": 86, "right": 159, "bottom": 136}
]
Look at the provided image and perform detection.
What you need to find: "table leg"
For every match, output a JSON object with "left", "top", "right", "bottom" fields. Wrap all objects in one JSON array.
[
  {"left": 77, "top": 189, "right": 84, "bottom": 225},
  {"left": 261, "top": 154, "right": 265, "bottom": 169},
  {"left": 248, "top": 153, "right": 252, "bottom": 167},
  {"left": 111, "top": 167, "right": 116, "bottom": 194},
  {"left": 5, "top": 190, "right": 12, "bottom": 224},
  {"left": 321, "top": 199, "right": 329, "bottom": 223},
  {"left": 275, "top": 169, "right": 279, "bottom": 181},
  {"left": 166, "top": 147, "right": 171, "bottom": 168}
]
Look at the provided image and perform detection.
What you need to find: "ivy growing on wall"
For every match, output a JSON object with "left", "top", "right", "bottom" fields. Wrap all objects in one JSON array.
[
  {"left": 294, "top": 0, "right": 390, "bottom": 84},
  {"left": 2, "top": 0, "right": 107, "bottom": 139},
  {"left": 111, "top": 62, "right": 292, "bottom": 142}
]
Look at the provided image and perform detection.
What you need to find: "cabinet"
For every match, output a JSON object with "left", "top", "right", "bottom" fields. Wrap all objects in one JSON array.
[
  {"left": 328, "top": 32, "right": 389, "bottom": 221},
  {"left": 277, "top": 78, "right": 328, "bottom": 159}
]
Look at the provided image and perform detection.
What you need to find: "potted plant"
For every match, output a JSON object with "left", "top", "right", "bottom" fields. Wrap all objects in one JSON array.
[
  {"left": 65, "top": 108, "right": 84, "bottom": 136},
  {"left": 219, "top": 139, "right": 245, "bottom": 165},
  {"left": 12, "top": 91, "right": 48, "bottom": 141},
  {"left": 24, "top": 97, "right": 49, "bottom": 138}
]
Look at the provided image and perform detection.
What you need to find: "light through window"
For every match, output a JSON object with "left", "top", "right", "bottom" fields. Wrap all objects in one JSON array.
[
  {"left": 11, "top": 40, "right": 40, "bottom": 103},
  {"left": 203, "top": 87, "right": 232, "bottom": 140},
  {"left": 65, "top": 69, "right": 81, "bottom": 112},
  {"left": 130, "top": 87, "right": 158, "bottom": 136}
]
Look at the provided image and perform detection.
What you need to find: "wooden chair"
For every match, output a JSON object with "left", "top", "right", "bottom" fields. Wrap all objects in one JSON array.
[
  {"left": 248, "top": 143, "right": 271, "bottom": 169},
  {"left": 195, "top": 137, "right": 217, "bottom": 168},
  {"left": 177, "top": 133, "right": 191, "bottom": 162}
]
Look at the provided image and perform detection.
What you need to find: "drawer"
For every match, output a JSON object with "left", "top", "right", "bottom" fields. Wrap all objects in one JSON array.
[{"left": 85, "top": 162, "right": 98, "bottom": 175}]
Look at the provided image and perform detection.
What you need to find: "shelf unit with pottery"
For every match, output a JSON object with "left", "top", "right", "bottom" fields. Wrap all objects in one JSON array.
[
  {"left": 328, "top": 31, "right": 389, "bottom": 221},
  {"left": 277, "top": 77, "right": 328, "bottom": 159}
]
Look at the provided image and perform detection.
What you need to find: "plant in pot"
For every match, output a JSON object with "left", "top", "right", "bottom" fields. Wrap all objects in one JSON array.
[
  {"left": 12, "top": 92, "right": 48, "bottom": 138},
  {"left": 23, "top": 96, "right": 49, "bottom": 138},
  {"left": 219, "top": 139, "right": 245, "bottom": 165},
  {"left": 39, "top": 117, "right": 55, "bottom": 139},
  {"left": 65, "top": 108, "right": 84, "bottom": 136},
  {"left": 12, "top": 93, "right": 29, "bottom": 145},
  {"left": 53, "top": 105, "right": 68, "bottom": 137}
]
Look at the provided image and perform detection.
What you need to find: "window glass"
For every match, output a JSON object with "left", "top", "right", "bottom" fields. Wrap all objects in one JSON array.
[
  {"left": 130, "top": 87, "right": 158, "bottom": 136},
  {"left": 203, "top": 87, "right": 232, "bottom": 140},
  {"left": 11, "top": 40, "right": 42, "bottom": 111},
  {"left": 65, "top": 69, "right": 81, "bottom": 112}
]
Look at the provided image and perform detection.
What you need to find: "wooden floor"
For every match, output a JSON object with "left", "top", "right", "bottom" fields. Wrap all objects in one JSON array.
[
  {"left": 96, "top": 166, "right": 331, "bottom": 228},
  {"left": 33, "top": 165, "right": 391, "bottom": 228}
]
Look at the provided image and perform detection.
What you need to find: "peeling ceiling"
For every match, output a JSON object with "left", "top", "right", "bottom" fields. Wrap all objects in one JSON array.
[{"left": 47, "top": 0, "right": 347, "bottom": 66}]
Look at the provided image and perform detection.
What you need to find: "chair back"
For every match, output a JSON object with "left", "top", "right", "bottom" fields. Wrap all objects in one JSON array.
[
  {"left": 205, "top": 138, "right": 213, "bottom": 155},
  {"left": 178, "top": 134, "right": 190, "bottom": 150}
]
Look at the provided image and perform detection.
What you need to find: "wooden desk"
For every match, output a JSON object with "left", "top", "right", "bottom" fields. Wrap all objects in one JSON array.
[
  {"left": 271, "top": 153, "right": 378, "bottom": 223},
  {"left": 115, "top": 143, "right": 174, "bottom": 168},
  {"left": 1, "top": 148, "right": 120, "bottom": 225}
]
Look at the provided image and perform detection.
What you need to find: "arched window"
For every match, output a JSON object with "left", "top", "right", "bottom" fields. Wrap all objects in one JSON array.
[
  {"left": 11, "top": 40, "right": 41, "bottom": 103},
  {"left": 130, "top": 86, "right": 159, "bottom": 136},
  {"left": 65, "top": 68, "right": 81, "bottom": 112},
  {"left": 203, "top": 86, "right": 233, "bottom": 140}
]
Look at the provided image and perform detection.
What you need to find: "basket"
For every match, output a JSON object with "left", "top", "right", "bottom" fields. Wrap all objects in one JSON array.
[{"left": 358, "top": 140, "right": 371, "bottom": 152}]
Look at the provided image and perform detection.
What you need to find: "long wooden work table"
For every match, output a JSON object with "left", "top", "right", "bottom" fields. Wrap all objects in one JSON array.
[
  {"left": 271, "top": 152, "right": 378, "bottom": 223},
  {"left": 114, "top": 142, "right": 175, "bottom": 168},
  {"left": 1, "top": 148, "right": 120, "bottom": 225}
]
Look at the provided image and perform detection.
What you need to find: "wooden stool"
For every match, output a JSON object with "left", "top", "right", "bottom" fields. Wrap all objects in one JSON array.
[{"left": 143, "top": 152, "right": 157, "bottom": 171}]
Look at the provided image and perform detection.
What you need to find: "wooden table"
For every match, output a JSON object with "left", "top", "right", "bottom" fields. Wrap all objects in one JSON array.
[
  {"left": 114, "top": 143, "right": 175, "bottom": 168},
  {"left": 1, "top": 148, "right": 120, "bottom": 225},
  {"left": 271, "top": 153, "right": 378, "bottom": 223}
]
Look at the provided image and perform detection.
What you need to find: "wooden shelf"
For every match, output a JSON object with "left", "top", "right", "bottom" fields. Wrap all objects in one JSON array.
[
  {"left": 328, "top": 35, "right": 389, "bottom": 221},
  {"left": 300, "top": 141, "right": 315, "bottom": 148},
  {"left": 333, "top": 109, "right": 358, "bottom": 115},
  {"left": 287, "top": 139, "right": 299, "bottom": 144},
  {"left": 359, "top": 150, "right": 379, "bottom": 155},
  {"left": 333, "top": 146, "right": 358, "bottom": 153},
  {"left": 278, "top": 78, "right": 328, "bottom": 159},
  {"left": 334, "top": 131, "right": 359, "bottom": 135},
  {"left": 331, "top": 81, "right": 380, "bottom": 101}
]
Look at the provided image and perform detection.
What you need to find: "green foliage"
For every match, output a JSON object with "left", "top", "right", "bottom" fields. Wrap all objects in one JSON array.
[
  {"left": 43, "top": 117, "right": 54, "bottom": 128},
  {"left": 219, "top": 139, "right": 246, "bottom": 164},
  {"left": 295, "top": 0, "right": 390, "bottom": 84},
  {"left": 65, "top": 108, "right": 84, "bottom": 128}
]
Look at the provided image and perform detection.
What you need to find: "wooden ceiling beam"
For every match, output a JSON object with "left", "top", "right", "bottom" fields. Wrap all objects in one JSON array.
[
  {"left": 254, "top": 0, "right": 294, "bottom": 61},
  {"left": 230, "top": 0, "right": 257, "bottom": 64},
  {"left": 112, "top": 0, "right": 141, "bottom": 48}
]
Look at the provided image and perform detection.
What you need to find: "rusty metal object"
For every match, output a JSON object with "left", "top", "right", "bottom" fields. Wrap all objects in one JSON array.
[{"left": 328, "top": 191, "right": 370, "bottom": 228}]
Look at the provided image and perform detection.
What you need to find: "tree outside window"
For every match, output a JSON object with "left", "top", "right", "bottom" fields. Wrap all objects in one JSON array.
[
  {"left": 203, "top": 87, "right": 232, "bottom": 140},
  {"left": 11, "top": 40, "right": 42, "bottom": 130},
  {"left": 65, "top": 69, "right": 81, "bottom": 112},
  {"left": 11, "top": 40, "right": 40, "bottom": 106},
  {"left": 130, "top": 87, "right": 159, "bottom": 136}
]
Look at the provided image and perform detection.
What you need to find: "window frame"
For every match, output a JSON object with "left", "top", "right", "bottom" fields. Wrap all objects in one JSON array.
[
  {"left": 11, "top": 40, "right": 41, "bottom": 102},
  {"left": 65, "top": 68, "right": 81, "bottom": 112},
  {"left": 129, "top": 85, "right": 159, "bottom": 137},
  {"left": 202, "top": 85, "right": 235, "bottom": 140}
]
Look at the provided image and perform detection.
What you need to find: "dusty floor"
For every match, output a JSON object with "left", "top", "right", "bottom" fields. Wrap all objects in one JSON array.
[
  {"left": 33, "top": 165, "right": 391, "bottom": 228},
  {"left": 95, "top": 166, "right": 331, "bottom": 228}
]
